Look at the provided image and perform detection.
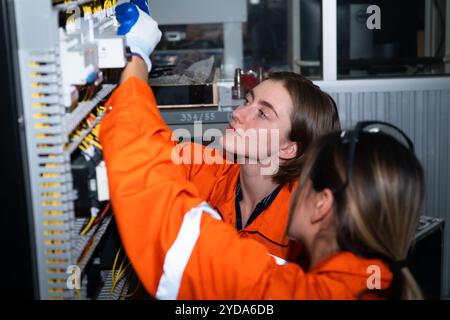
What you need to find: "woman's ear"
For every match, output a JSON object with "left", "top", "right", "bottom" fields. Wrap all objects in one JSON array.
[
  {"left": 310, "top": 188, "right": 334, "bottom": 224},
  {"left": 279, "top": 141, "right": 298, "bottom": 160}
]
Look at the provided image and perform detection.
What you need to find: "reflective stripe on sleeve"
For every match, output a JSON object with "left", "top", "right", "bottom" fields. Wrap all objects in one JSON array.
[
  {"left": 268, "top": 253, "right": 288, "bottom": 265},
  {"left": 155, "top": 202, "right": 221, "bottom": 300}
]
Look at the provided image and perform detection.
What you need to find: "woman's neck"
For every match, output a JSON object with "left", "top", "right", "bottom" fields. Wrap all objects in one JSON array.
[
  {"left": 308, "top": 236, "right": 339, "bottom": 271},
  {"left": 239, "top": 163, "right": 279, "bottom": 209}
]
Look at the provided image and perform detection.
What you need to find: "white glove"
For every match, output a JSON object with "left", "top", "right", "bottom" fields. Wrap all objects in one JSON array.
[{"left": 116, "top": 2, "right": 162, "bottom": 72}]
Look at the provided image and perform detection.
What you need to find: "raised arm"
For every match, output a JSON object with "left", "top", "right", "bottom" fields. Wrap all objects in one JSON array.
[{"left": 116, "top": 1, "right": 232, "bottom": 194}]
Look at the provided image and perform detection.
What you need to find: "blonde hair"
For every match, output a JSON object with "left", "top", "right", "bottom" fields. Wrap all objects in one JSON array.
[{"left": 289, "top": 131, "right": 424, "bottom": 299}]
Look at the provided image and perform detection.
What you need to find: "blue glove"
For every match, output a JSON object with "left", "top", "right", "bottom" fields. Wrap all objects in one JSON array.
[
  {"left": 129, "top": 0, "right": 150, "bottom": 14},
  {"left": 116, "top": 1, "right": 161, "bottom": 72}
]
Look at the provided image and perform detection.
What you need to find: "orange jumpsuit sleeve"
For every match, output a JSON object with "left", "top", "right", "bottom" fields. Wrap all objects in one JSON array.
[
  {"left": 100, "top": 77, "right": 204, "bottom": 295},
  {"left": 100, "top": 77, "right": 381, "bottom": 300}
]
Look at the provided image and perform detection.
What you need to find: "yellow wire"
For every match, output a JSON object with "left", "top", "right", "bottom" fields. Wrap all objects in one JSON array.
[
  {"left": 112, "top": 252, "right": 130, "bottom": 293},
  {"left": 116, "top": 262, "right": 130, "bottom": 282},
  {"left": 111, "top": 245, "right": 122, "bottom": 292},
  {"left": 124, "top": 281, "right": 141, "bottom": 299},
  {"left": 112, "top": 262, "right": 130, "bottom": 292},
  {"left": 90, "top": 140, "right": 103, "bottom": 150},
  {"left": 91, "top": 127, "right": 100, "bottom": 137},
  {"left": 114, "top": 258, "right": 126, "bottom": 286},
  {"left": 80, "top": 216, "right": 95, "bottom": 236}
]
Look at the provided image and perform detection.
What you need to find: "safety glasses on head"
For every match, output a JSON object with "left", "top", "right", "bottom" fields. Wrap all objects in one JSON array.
[{"left": 333, "top": 120, "right": 415, "bottom": 195}]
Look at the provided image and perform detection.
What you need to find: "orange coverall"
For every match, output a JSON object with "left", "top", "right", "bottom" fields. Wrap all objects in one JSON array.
[
  {"left": 177, "top": 143, "right": 302, "bottom": 261},
  {"left": 100, "top": 77, "right": 392, "bottom": 299}
]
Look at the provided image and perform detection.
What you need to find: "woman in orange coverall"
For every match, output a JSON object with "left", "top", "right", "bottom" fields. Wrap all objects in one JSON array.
[
  {"left": 113, "top": 2, "right": 341, "bottom": 263},
  {"left": 102, "top": 2, "right": 424, "bottom": 299},
  {"left": 100, "top": 69, "right": 424, "bottom": 299}
]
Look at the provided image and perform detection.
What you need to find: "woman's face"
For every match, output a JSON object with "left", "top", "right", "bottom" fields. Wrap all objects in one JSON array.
[{"left": 219, "top": 80, "right": 295, "bottom": 163}]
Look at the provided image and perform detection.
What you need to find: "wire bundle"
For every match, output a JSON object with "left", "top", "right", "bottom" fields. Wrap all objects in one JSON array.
[
  {"left": 110, "top": 245, "right": 143, "bottom": 299},
  {"left": 68, "top": 105, "right": 105, "bottom": 156},
  {"left": 79, "top": 202, "right": 111, "bottom": 236}
]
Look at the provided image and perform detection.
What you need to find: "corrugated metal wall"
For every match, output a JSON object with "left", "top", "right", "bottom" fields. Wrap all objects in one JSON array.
[{"left": 325, "top": 88, "right": 450, "bottom": 297}]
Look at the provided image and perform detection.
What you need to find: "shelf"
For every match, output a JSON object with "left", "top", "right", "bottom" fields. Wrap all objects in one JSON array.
[{"left": 158, "top": 85, "right": 240, "bottom": 125}]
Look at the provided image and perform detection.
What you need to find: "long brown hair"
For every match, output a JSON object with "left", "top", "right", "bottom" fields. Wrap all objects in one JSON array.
[
  {"left": 289, "top": 130, "right": 424, "bottom": 299},
  {"left": 267, "top": 72, "right": 341, "bottom": 185}
]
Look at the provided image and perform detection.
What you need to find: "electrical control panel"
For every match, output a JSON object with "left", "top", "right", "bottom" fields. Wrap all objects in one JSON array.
[{"left": 12, "top": 0, "right": 133, "bottom": 300}]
